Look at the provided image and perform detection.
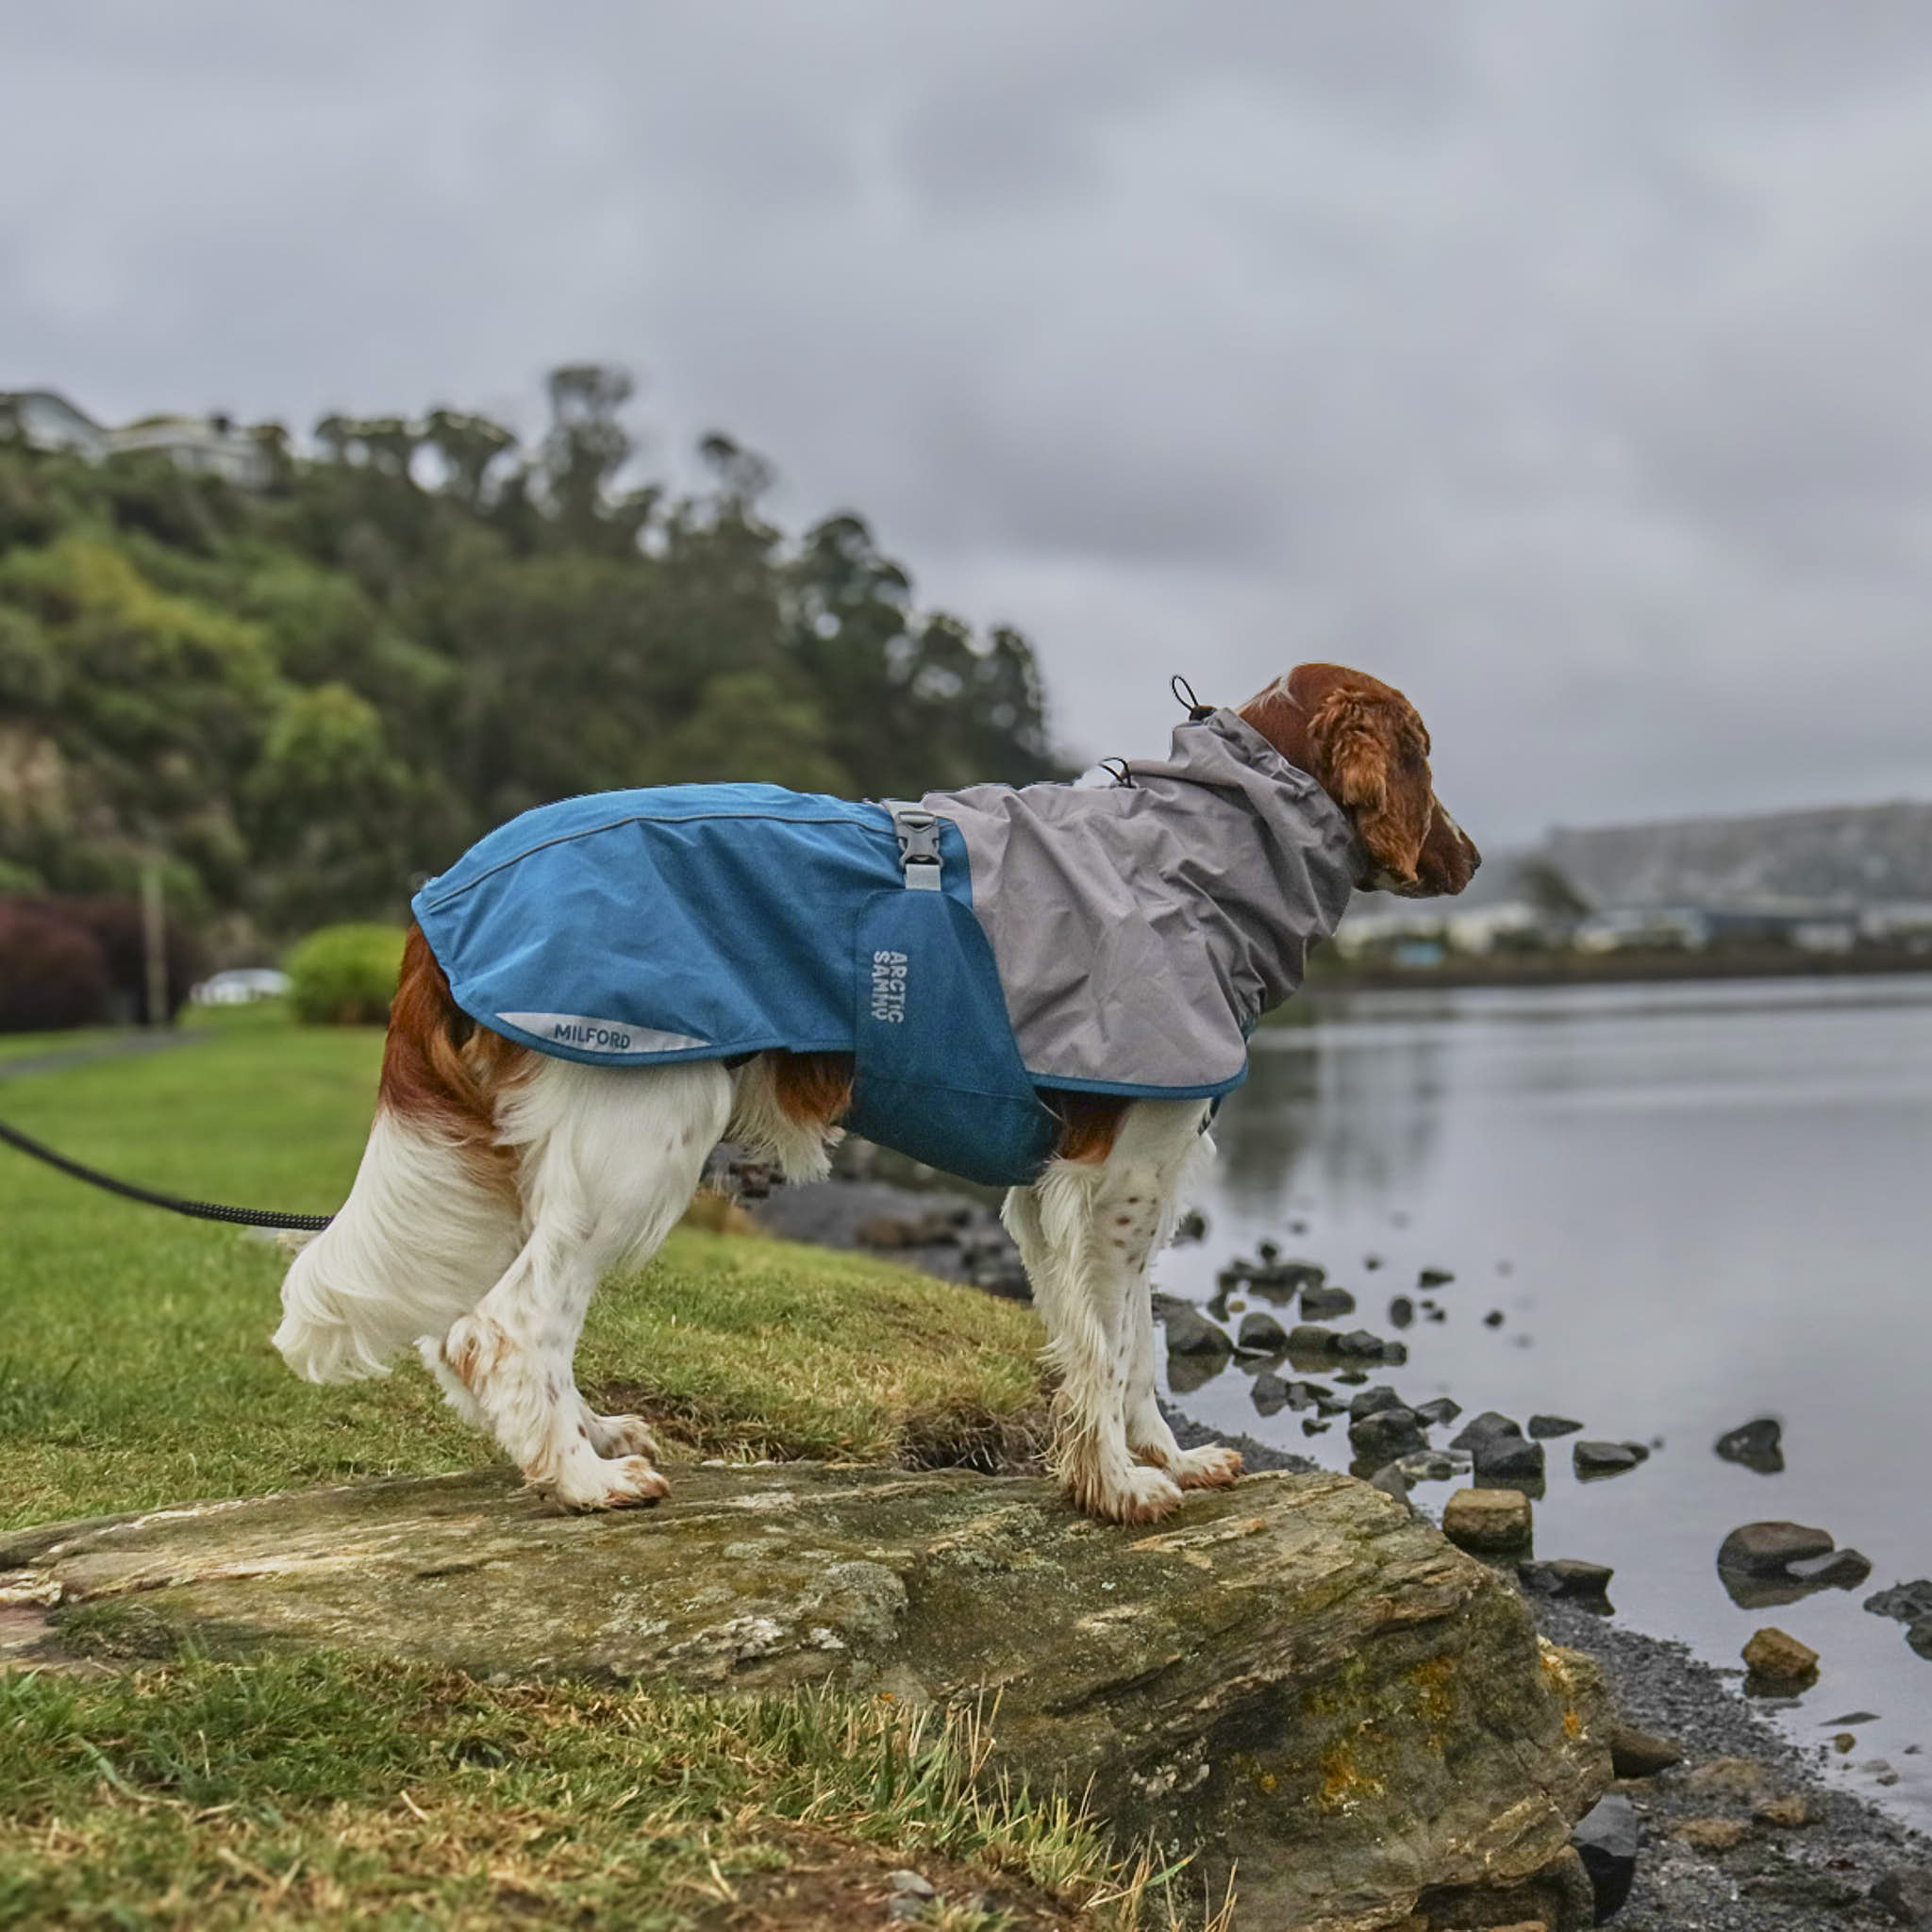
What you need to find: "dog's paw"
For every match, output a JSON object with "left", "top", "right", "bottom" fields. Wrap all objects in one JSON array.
[
  {"left": 1078, "top": 1463, "right": 1185, "bottom": 1527},
  {"left": 1171, "top": 1443, "right": 1242, "bottom": 1491},
  {"left": 586, "top": 1412, "right": 662, "bottom": 1461},
  {"left": 546, "top": 1457, "right": 672, "bottom": 1512}
]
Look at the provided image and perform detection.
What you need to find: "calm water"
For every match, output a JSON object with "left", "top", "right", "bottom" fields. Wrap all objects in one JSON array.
[{"left": 1158, "top": 974, "right": 1932, "bottom": 1825}]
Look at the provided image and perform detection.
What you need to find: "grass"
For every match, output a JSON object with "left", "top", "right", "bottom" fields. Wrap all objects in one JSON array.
[
  {"left": 0, "top": 1011, "right": 1045, "bottom": 1531},
  {"left": 0, "top": 1013, "right": 1234, "bottom": 1928},
  {"left": 0, "top": 1650, "right": 1198, "bottom": 1929}
]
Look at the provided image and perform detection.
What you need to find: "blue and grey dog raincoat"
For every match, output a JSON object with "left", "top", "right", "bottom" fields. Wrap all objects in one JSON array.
[{"left": 412, "top": 708, "right": 1360, "bottom": 1188}]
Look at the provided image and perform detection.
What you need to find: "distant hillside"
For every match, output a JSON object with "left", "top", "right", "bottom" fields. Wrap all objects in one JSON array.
[{"left": 1545, "top": 802, "right": 1932, "bottom": 912}]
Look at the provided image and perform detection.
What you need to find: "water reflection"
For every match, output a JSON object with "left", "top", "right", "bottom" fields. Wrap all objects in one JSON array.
[
  {"left": 1163, "top": 974, "right": 1932, "bottom": 1827},
  {"left": 1218, "top": 1020, "right": 1444, "bottom": 1216}
]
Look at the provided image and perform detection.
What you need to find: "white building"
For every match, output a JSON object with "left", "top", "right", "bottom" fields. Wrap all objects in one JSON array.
[
  {"left": 3, "top": 388, "right": 271, "bottom": 489},
  {"left": 109, "top": 413, "right": 273, "bottom": 489},
  {"left": 0, "top": 389, "right": 109, "bottom": 460}
]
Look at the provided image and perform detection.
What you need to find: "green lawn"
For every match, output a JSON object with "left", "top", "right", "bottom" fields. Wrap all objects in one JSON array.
[
  {"left": 0, "top": 1013, "right": 1045, "bottom": 1531},
  {"left": 0, "top": 1017, "right": 1217, "bottom": 1929}
]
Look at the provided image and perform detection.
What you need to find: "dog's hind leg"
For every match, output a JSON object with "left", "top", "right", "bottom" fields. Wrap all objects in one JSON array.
[{"left": 435, "top": 1058, "right": 730, "bottom": 1510}]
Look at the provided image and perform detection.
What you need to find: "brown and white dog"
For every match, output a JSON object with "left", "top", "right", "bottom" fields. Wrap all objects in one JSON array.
[{"left": 275, "top": 663, "right": 1477, "bottom": 1524}]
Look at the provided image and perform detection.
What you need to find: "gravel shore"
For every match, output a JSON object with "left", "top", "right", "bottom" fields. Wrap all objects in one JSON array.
[
  {"left": 1174, "top": 1407, "right": 1932, "bottom": 1930},
  {"left": 757, "top": 1176, "right": 1932, "bottom": 1925}
]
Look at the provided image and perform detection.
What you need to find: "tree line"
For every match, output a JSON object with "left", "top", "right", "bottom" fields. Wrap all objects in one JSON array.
[{"left": 0, "top": 365, "right": 1060, "bottom": 947}]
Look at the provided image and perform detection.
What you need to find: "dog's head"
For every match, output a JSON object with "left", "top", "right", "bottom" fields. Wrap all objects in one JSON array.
[{"left": 1239, "top": 663, "right": 1479, "bottom": 898}]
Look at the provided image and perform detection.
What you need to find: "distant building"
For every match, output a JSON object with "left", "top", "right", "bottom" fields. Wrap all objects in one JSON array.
[
  {"left": 1, "top": 387, "right": 271, "bottom": 489},
  {"left": 0, "top": 389, "right": 108, "bottom": 460},
  {"left": 108, "top": 412, "right": 273, "bottom": 489}
]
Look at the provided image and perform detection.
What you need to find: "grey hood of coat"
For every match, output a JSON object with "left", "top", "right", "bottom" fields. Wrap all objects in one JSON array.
[{"left": 924, "top": 707, "right": 1361, "bottom": 1095}]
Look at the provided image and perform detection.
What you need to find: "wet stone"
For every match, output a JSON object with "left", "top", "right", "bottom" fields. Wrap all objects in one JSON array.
[
  {"left": 1717, "top": 1521, "right": 1836, "bottom": 1578},
  {"left": 1235, "top": 1312, "right": 1290, "bottom": 1357},
  {"left": 1349, "top": 1407, "right": 1425, "bottom": 1462},
  {"left": 1418, "top": 1266, "right": 1456, "bottom": 1288},
  {"left": 1443, "top": 1486, "right": 1534, "bottom": 1554},
  {"left": 1387, "top": 1295, "right": 1415, "bottom": 1329},
  {"left": 1785, "top": 1548, "right": 1872, "bottom": 1591},
  {"left": 1297, "top": 1284, "right": 1357, "bottom": 1323},
  {"left": 1475, "top": 1436, "right": 1546, "bottom": 1487},
  {"left": 1453, "top": 1411, "right": 1524, "bottom": 1453},
  {"left": 1742, "top": 1625, "right": 1820, "bottom": 1694},
  {"left": 1607, "top": 1724, "right": 1682, "bottom": 1778},
  {"left": 1348, "top": 1385, "right": 1406, "bottom": 1422},
  {"left": 1483, "top": 1309, "right": 1506, "bottom": 1328},
  {"left": 1519, "top": 1559, "right": 1614, "bottom": 1604},
  {"left": 1161, "top": 1307, "right": 1235, "bottom": 1357},
  {"left": 1413, "top": 1396, "right": 1462, "bottom": 1429},
  {"left": 1250, "top": 1372, "right": 1291, "bottom": 1417},
  {"left": 1865, "top": 1579, "right": 1932, "bottom": 1625},
  {"left": 1714, "top": 1416, "right": 1785, "bottom": 1475},
  {"left": 1573, "top": 1441, "right": 1643, "bottom": 1480},
  {"left": 1571, "top": 1792, "right": 1639, "bottom": 1922},
  {"left": 1526, "top": 1415, "right": 1582, "bottom": 1440}
]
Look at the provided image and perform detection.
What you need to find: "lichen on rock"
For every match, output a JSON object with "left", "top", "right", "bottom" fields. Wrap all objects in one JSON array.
[{"left": 2, "top": 1462, "right": 1611, "bottom": 1930}]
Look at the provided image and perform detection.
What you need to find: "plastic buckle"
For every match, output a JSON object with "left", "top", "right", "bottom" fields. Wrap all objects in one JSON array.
[{"left": 885, "top": 803, "right": 944, "bottom": 891}]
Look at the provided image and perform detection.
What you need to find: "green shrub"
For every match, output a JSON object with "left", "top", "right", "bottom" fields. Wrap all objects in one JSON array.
[{"left": 284, "top": 922, "right": 405, "bottom": 1025}]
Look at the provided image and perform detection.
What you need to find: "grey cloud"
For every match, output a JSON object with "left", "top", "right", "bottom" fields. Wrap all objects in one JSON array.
[{"left": 3, "top": 1, "right": 1931, "bottom": 844}]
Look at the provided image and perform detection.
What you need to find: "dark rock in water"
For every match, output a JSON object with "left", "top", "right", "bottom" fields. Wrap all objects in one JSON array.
[
  {"left": 1367, "top": 1462, "right": 1410, "bottom": 1506},
  {"left": 1520, "top": 1558, "right": 1615, "bottom": 1603},
  {"left": 1715, "top": 1415, "right": 1785, "bottom": 1474},
  {"left": 1219, "top": 1255, "right": 1325, "bottom": 1303},
  {"left": 1301, "top": 1417, "right": 1331, "bottom": 1435},
  {"left": 1256, "top": 1239, "right": 1279, "bottom": 1263},
  {"left": 1165, "top": 1352, "right": 1222, "bottom": 1396},
  {"left": 1452, "top": 1410, "right": 1524, "bottom": 1453},
  {"left": 1162, "top": 1307, "right": 1235, "bottom": 1357},
  {"left": 1571, "top": 1792, "right": 1639, "bottom": 1921},
  {"left": 1607, "top": 1724, "right": 1683, "bottom": 1778},
  {"left": 1909, "top": 1620, "right": 1932, "bottom": 1662},
  {"left": 1719, "top": 1521, "right": 1836, "bottom": 1578},
  {"left": 1865, "top": 1579, "right": 1932, "bottom": 1625},
  {"left": 1742, "top": 1625, "right": 1819, "bottom": 1693},
  {"left": 1786, "top": 1548, "right": 1873, "bottom": 1591},
  {"left": 1870, "top": 1865, "right": 1932, "bottom": 1925},
  {"left": 1340, "top": 1328, "right": 1404, "bottom": 1362},
  {"left": 1574, "top": 1441, "right": 1643, "bottom": 1480},
  {"left": 1528, "top": 1414, "right": 1584, "bottom": 1440},
  {"left": 1418, "top": 1266, "right": 1456, "bottom": 1287},
  {"left": 1475, "top": 1435, "right": 1546, "bottom": 1486},
  {"left": 1387, "top": 1295, "right": 1415, "bottom": 1329},
  {"left": 1413, "top": 1396, "right": 1462, "bottom": 1429},
  {"left": 1250, "top": 1372, "right": 1291, "bottom": 1417},
  {"left": 1285, "top": 1379, "right": 1335, "bottom": 1412},
  {"left": 1298, "top": 1283, "right": 1357, "bottom": 1322},
  {"left": 1363, "top": 1253, "right": 1384, "bottom": 1271},
  {"left": 1347, "top": 1385, "right": 1405, "bottom": 1422},
  {"left": 1349, "top": 1407, "right": 1425, "bottom": 1461},
  {"left": 1172, "top": 1208, "right": 1208, "bottom": 1243},
  {"left": 1289, "top": 1324, "right": 1403, "bottom": 1364},
  {"left": 1235, "top": 1311, "right": 1290, "bottom": 1357},
  {"left": 1425, "top": 1307, "right": 1447, "bottom": 1323},
  {"left": 1483, "top": 1308, "right": 1506, "bottom": 1328}
]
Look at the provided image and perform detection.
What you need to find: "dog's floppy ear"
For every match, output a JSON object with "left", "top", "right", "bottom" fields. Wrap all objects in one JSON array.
[
  {"left": 1306, "top": 685, "right": 1395, "bottom": 819},
  {"left": 1300, "top": 676, "right": 1433, "bottom": 891}
]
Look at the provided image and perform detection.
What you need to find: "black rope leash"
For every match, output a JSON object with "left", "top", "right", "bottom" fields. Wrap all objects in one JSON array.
[{"left": 0, "top": 1115, "right": 335, "bottom": 1232}]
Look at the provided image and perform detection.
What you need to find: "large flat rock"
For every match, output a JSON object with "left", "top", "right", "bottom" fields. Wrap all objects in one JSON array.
[{"left": 1, "top": 1464, "right": 1609, "bottom": 1931}]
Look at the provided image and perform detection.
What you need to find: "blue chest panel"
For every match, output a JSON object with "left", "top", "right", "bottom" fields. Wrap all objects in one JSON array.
[{"left": 411, "top": 784, "right": 1060, "bottom": 1186}]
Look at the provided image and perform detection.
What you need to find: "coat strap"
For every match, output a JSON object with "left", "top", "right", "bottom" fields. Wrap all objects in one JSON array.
[{"left": 882, "top": 801, "right": 944, "bottom": 890}]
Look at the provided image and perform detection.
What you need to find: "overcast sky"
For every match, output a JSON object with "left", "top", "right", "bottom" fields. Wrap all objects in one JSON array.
[{"left": 6, "top": 2, "right": 1932, "bottom": 843}]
